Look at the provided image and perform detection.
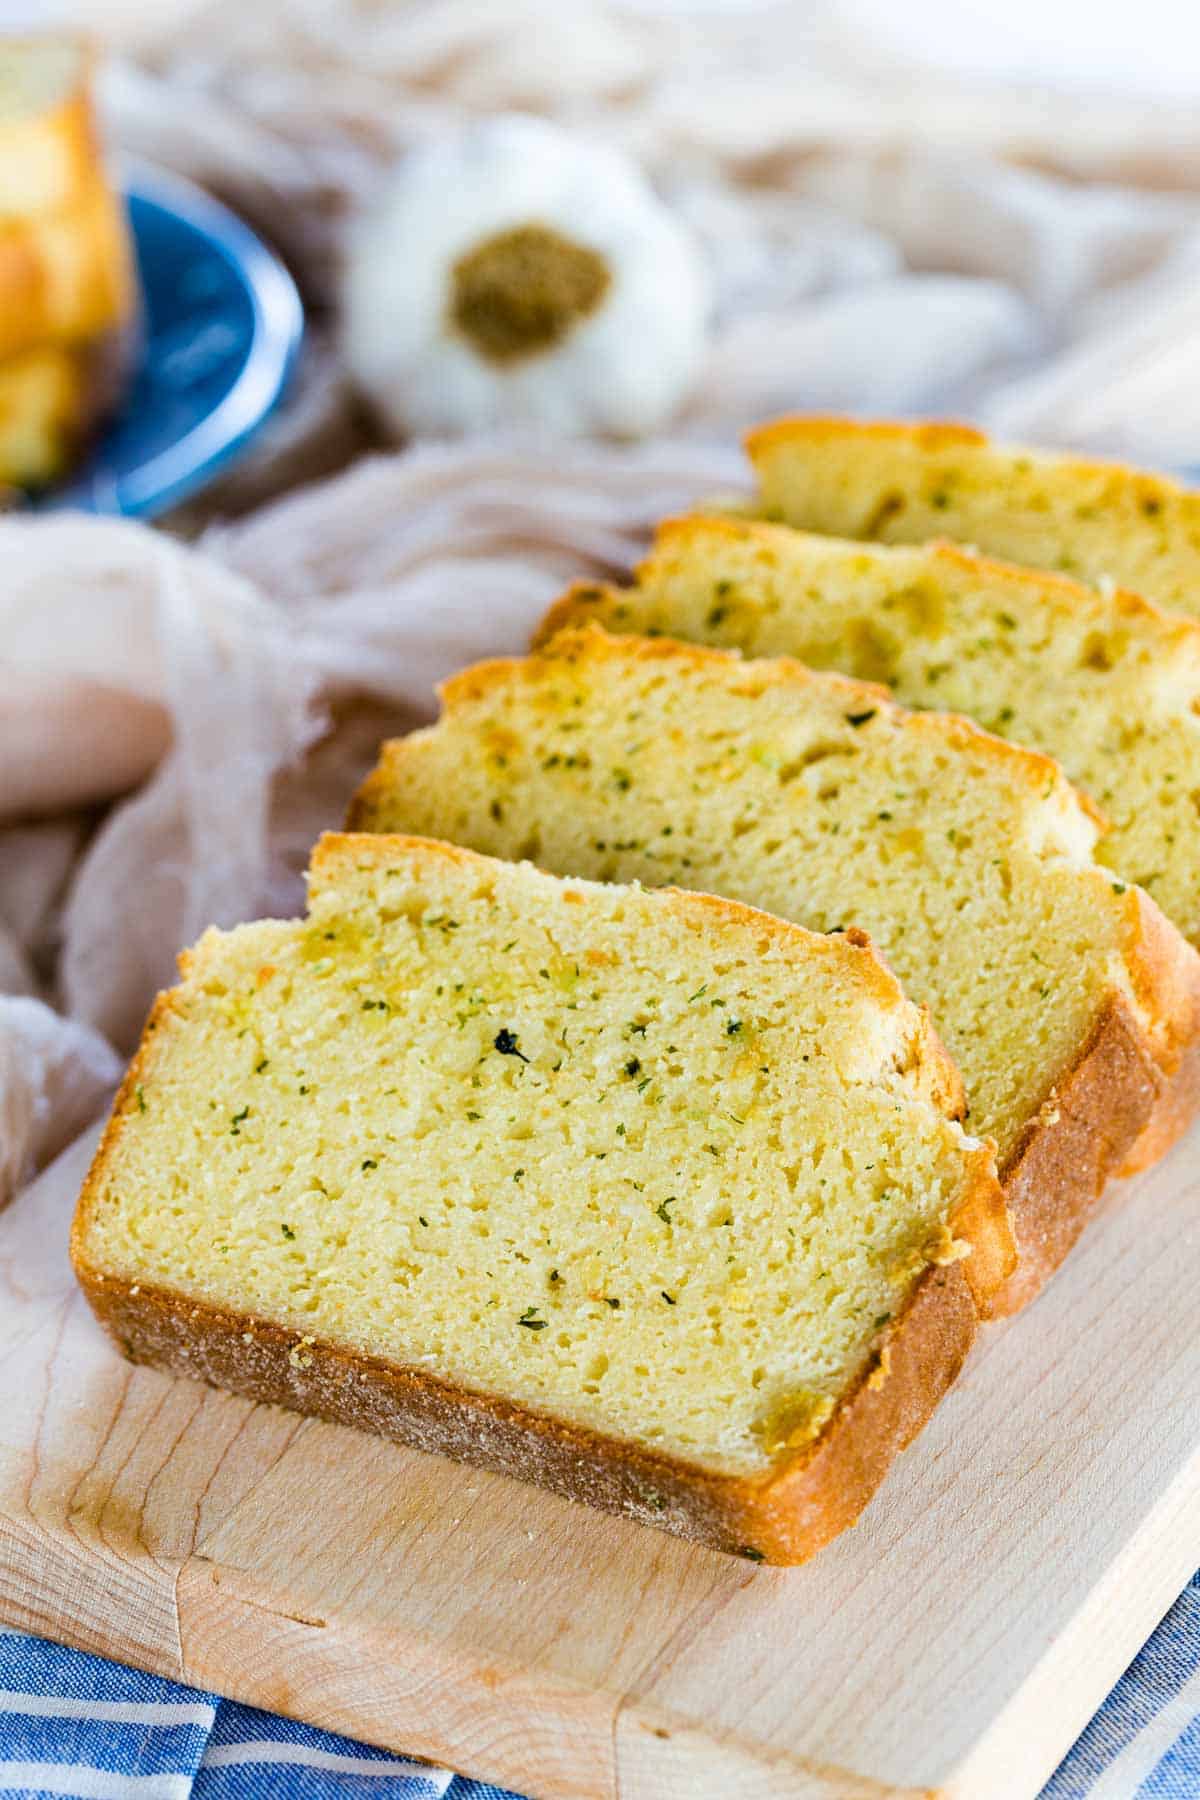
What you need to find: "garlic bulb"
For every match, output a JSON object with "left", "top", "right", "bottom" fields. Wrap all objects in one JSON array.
[{"left": 342, "top": 115, "right": 710, "bottom": 441}]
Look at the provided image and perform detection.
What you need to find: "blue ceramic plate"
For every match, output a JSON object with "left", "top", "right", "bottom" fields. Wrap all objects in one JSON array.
[{"left": 40, "top": 163, "right": 304, "bottom": 518}]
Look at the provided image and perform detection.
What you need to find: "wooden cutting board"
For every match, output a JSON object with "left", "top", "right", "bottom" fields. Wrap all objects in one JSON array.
[{"left": 2, "top": 1122, "right": 1199, "bottom": 1800}]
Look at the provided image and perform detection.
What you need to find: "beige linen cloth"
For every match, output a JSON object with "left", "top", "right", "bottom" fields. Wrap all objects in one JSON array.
[{"left": 6, "top": 0, "right": 1200, "bottom": 1201}]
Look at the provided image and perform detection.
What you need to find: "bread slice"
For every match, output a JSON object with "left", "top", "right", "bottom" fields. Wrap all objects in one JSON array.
[
  {"left": 350, "top": 628, "right": 1200, "bottom": 1313},
  {"left": 745, "top": 417, "right": 1200, "bottom": 621},
  {"left": 0, "top": 35, "right": 135, "bottom": 486},
  {"left": 72, "top": 832, "right": 1011, "bottom": 1565},
  {"left": 539, "top": 516, "right": 1200, "bottom": 951}
]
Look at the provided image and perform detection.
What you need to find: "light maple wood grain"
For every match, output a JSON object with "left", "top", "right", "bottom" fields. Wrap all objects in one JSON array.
[{"left": 2, "top": 1122, "right": 1199, "bottom": 1799}]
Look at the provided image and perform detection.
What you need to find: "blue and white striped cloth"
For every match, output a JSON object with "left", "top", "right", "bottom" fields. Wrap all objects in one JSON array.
[{"left": 3, "top": 1573, "right": 1200, "bottom": 1799}]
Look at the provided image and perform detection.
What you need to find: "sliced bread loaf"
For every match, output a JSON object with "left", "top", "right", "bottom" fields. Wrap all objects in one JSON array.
[
  {"left": 350, "top": 628, "right": 1200, "bottom": 1313},
  {"left": 744, "top": 417, "right": 1200, "bottom": 619},
  {"left": 72, "top": 832, "right": 1011, "bottom": 1564},
  {"left": 539, "top": 516, "right": 1200, "bottom": 949}
]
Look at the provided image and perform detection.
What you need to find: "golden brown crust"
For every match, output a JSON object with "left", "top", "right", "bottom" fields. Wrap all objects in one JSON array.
[
  {"left": 1119, "top": 887, "right": 1200, "bottom": 1171},
  {"left": 745, "top": 416, "right": 988, "bottom": 460},
  {"left": 1125, "top": 1038, "right": 1200, "bottom": 1173},
  {"left": 993, "top": 993, "right": 1162, "bottom": 1313},
  {"left": 72, "top": 1211, "right": 994, "bottom": 1566},
  {"left": 990, "top": 887, "right": 1200, "bottom": 1311}
]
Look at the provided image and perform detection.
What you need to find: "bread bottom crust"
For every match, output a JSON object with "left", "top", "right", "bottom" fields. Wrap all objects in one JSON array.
[
  {"left": 74, "top": 1255, "right": 980, "bottom": 1566},
  {"left": 995, "top": 992, "right": 1164, "bottom": 1314},
  {"left": 1121, "top": 1034, "right": 1200, "bottom": 1176}
]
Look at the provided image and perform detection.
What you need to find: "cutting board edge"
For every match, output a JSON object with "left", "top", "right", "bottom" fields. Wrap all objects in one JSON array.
[
  {"left": 0, "top": 1521, "right": 921, "bottom": 1800},
  {"left": 935, "top": 1439, "right": 1200, "bottom": 1800}
]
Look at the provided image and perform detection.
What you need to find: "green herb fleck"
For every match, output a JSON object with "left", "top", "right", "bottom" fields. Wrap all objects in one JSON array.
[
  {"left": 494, "top": 1027, "right": 530, "bottom": 1061},
  {"left": 134, "top": 1085, "right": 147, "bottom": 1113},
  {"left": 519, "top": 1306, "right": 548, "bottom": 1331},
  {"left": 726, "top": 1018, "right": 742, "bottom": 1037},
  {"left": 624, "top": 1056, "right": 642, "bottom": 1078},
  {"left": 738, "top": 1545, "right": 766, "bottom": 1562},
  {"left": 661, "top": 1291, "right": 676, "bottom": 1305},
  {"left": 605, "top": 1296, "right": 621, "bottom": 1309},
  {"left": 230, "top": 1106, "right": 250, "bottom": 1135},
  {"left": 281, "top": 1223, "right": 295, "bottom": 1240},
  {"left": 845, "top": 709, "right": 876, "bottom": 727},
  {"left": 656, "top": 1196, "right": 678, "bottom": 1224},
  {"left": 255, "top": 1057, "right": 270, "bottom": 1074},
  {"left": 362, "top": 1158, "right": 378, "bottom": 1171}
]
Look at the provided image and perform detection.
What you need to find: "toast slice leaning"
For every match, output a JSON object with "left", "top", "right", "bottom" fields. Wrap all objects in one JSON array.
[
  {"left": 72, "top": 833, "right": 1011, "bottom": 1565},
  {"left": 744, "top": 416, "right": 1200, "bottom": 620},
  {"left": 350, "top": 628, "right": 1200, "bottom": 1314}
]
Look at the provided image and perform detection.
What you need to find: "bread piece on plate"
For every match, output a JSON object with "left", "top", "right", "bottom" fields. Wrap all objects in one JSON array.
[
  {"left": 744, "top": 416, "right": 1200, "bottom": 620},
  {"left": 72, "top": 833, "right": 1011, "bottom": 1565},
  {"left": 351, "top": 628, "right": 1200, "bottom": 1314},
  {"left": 0, "top": 35, "right": 135, "bottom": 486},
  {"left": 0, "top": 335, "right": 129, "bottom": 491}
]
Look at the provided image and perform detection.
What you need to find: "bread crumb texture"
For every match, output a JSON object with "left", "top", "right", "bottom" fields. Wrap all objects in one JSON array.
[
  {"left": 81, "top": 838, "right": 992, "bottom": 1479},
  {"left": 746, "top": 415, "right": 1200, "bottom": 622},
  {"left": 355, "top": 628, "right": 1163, "bottom": 1168},
  {"left": 545, "top": 516, "right": 1200, "bottom": 946}
]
